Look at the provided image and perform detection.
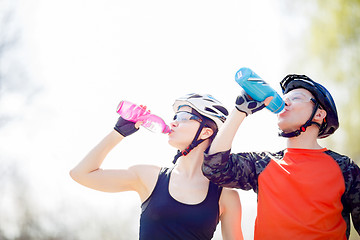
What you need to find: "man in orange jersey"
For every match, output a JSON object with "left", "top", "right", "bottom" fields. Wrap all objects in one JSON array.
[{"left": 202, "top": 73, "right": 360, "bottom": 239}]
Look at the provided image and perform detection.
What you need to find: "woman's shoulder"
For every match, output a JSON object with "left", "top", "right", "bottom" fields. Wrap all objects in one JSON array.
[
  {"left": 129, "top": 164, "right": 163, "bottom": 202},
  {"left": 129, "top": 164, "right": 162, "bottom": 179},
  {"left": 219, "top": 188, "right": 241, "bottom": 207},
  {"left": 221, "top": 188, "right": 240, "bottom": 199},
  {"left": 218, "top": 187, "right": 241, "bottom": 219}
]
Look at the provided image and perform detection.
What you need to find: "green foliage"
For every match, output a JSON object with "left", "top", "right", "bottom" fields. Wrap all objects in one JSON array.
[
  {"left": 285, "top": 1, "right": 360, "bottom": 236},
  {"left": 290, "top": 0, "right": 360, "bottom": 163},
  {"left": 311, "top": 0, "right": 360, "bottom": 162}
]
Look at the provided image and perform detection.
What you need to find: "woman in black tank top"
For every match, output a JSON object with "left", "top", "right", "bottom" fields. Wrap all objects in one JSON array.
[{"left": 70, "top": 94, "right": 244, "bottom": 239}]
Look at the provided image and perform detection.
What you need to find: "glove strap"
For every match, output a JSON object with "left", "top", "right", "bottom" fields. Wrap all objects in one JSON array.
[
  {"left": 235, "top": 93, "right": 265, "bottom": 116},
  {"left": 114, "top": 117, "right": 139, "bottom": 137}
]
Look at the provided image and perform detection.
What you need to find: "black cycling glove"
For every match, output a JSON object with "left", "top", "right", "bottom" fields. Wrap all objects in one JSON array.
[
  {"left": 235, "top": 89, "right": 266, "bottom": 116},
  {"left": 114, "top": 116, "right": 139, "bottom": 137}
]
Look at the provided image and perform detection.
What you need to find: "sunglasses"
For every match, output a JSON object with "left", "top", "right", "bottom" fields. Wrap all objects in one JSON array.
[
  {"left": 283, "top": 92, "right": 315, "bottom": 104},
  {"left": 173, "top": 111, "right": 203, "bottom": 123}
]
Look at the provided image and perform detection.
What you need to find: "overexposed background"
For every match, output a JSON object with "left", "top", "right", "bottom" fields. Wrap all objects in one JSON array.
[{"left": 1, "top": 0, "right": 358, "bottom": 239}]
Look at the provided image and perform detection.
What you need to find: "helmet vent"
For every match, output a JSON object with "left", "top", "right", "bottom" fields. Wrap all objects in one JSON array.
[
  {"left": 188, "top": 94, "right": 203, "bottom": 99},
  {"left": 204, "top": 107, "right": 217, "bottom": 114},
  {"left": 213, "top": 105, "right": 229, "bottom": 116}
]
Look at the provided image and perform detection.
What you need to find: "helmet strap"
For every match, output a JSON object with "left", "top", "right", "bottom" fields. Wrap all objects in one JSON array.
[
  {"left": 279, "top": 99, "right": 321, "bottom": 138},
  {"left": 173, "top": 121, "right": 206, "bottom": 164}
]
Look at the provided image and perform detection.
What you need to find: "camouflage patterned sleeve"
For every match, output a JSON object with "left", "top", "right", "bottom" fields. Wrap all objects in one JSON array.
[
  {"left": 346, "top": 160, "right": 360, "bottom": 235},
  {"left": 202, "top": 149, "right": 272, "bottom": 192},
  {"left": 329, "top": 149, "right": 360, "bottom": 236}
]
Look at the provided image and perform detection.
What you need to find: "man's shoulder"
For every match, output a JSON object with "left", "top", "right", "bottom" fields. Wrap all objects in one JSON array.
[{"left": 324, "top": 149, "right": 352, "bottom": 166}]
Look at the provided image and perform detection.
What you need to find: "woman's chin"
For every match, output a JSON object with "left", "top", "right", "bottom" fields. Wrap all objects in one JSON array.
[
  {"left": 168, "top": 139, "right": 175, "bottom": 148},
  {"left": 168, "top": 140, "right": 182, "bottom": 150}
]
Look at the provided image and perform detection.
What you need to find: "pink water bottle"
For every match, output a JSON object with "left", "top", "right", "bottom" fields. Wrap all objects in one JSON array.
[{"left": 116, "top": 100, "right": 171, "bottom": 134}]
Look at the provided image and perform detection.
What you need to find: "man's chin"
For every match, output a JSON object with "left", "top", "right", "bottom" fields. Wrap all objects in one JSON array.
[{"left": 278, "top": 124, "right": 298, "bottom": 134}]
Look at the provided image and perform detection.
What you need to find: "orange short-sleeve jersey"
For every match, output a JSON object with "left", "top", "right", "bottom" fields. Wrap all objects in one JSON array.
[{"left": 255, "top": 148, "right": 347, "bottom": 240}]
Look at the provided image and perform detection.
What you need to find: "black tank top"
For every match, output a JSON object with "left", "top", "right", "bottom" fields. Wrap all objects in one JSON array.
[{"left": 139, "top": 167, "right": 223, "bottom": 240}]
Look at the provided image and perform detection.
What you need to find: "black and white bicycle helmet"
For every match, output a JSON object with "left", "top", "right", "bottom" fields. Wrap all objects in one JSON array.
[
  {"left": 173, "top": 93, "right": 228, "bottom": 129},
  {"left": 280, "top": 74, "right": 339, "bottom": 138},
  {"left": 172, "top": 93, "right": 229, "bottom": 163}
]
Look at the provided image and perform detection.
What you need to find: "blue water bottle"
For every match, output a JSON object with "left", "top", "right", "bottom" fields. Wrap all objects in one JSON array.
[{"left": 235, "top": 67, "right": 285, "bottom": 113}]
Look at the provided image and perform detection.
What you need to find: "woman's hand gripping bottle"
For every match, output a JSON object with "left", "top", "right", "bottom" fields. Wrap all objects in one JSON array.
[
  {"left": 235, "top": 67, "right": 285, "bottom": 113},
  {"left": 116, "top": 100, "right": 171, "bottom": 134}
]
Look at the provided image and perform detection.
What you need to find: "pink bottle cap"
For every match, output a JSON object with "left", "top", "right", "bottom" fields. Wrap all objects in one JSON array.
[{"left": 162, "top": 125, "right": 171, "bottom": 134}]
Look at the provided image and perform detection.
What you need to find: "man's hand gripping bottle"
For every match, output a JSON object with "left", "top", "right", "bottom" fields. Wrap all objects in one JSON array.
[{"left": 235, "top": 67, "right": 285, "bottom": 113}]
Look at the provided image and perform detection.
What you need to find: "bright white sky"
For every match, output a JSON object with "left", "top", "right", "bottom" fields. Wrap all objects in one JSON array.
[{"left": 1, "top": 0, "right": 296, "bottom": 239}]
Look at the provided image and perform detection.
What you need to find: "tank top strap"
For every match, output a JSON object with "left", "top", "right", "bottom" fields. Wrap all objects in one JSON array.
[
  {"left": 157, "top": 166, "right": 174, "bottom": 186},
  {"left": 141, "top": 166, "right": 174, "bottom": 212},
  {"left": 207, "top": 180, "right": 223, "bottom": 202}
]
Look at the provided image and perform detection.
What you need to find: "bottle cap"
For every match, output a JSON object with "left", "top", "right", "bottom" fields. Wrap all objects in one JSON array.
[
  {"left": 162, "top": 125, "right": 171, "bottom": 134},
  {"left": 267, "top": 94, "right": 285, "bottom": 113}
]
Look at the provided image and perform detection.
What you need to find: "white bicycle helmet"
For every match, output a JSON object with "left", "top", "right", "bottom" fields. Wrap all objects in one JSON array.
[
  {"left": 172, "top": 93, "right": 229, "bottom": 164},
  {"left": 172, "top": 93, "right": 228, "bottom": 129}
]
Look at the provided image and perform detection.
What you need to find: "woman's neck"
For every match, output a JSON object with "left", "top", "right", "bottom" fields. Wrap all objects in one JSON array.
[{"left": 175, "top": 143, "right": 208, "bottom": 178}]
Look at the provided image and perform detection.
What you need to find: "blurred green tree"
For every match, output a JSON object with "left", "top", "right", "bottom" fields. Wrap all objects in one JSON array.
[
  {"left": 282, "top": 1, "right": 360, "bottom": 239},
  {"left": 308, "top": 0, "right": 360, "bottom": 163},
  {"left": 281, "top": 0, "right": 360, "bottom": 163}
]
